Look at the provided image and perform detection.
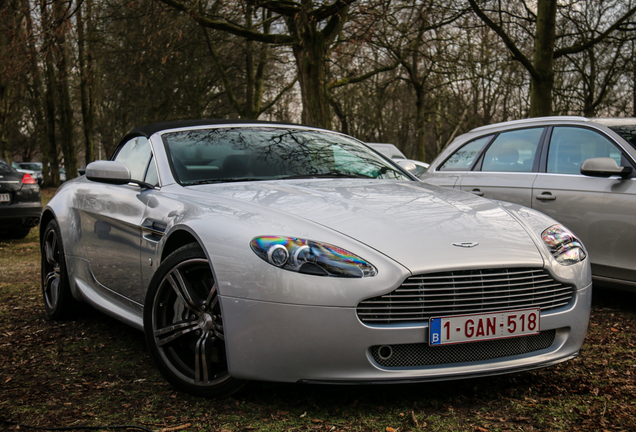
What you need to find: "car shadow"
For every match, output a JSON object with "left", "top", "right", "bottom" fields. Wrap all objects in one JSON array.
[{"left": 592, "top": 285, "right": 636, "bottom": 312}]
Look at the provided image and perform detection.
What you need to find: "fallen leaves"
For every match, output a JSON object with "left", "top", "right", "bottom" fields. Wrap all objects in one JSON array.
[{"left": 160, "top": 424, "right": 191, "bottom": 432}]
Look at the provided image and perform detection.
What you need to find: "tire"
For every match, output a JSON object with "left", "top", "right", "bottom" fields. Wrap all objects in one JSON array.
[
  {"left": 41, "top": 220, "right": 79, "bottom": 319},
  {"left": 143, "top": 243, "right": 247, "bottom": 398}
]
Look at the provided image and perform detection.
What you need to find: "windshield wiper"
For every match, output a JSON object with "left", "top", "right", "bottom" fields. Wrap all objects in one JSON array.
[
  {"left": 280, "top": 172, "right": 372, "bottom": 180},
  {"left": 186, "top": 178, "right": 262, "bottom": 185}
]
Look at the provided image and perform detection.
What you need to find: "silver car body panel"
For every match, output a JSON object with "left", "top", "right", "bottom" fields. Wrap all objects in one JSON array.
[
  {"left": 43, "top": 122, "right": 593, "bottom": 383},
  {"left": 222, "top": 283, "right": 591, "bottom": 382},
  {"left": 421, "top": 116, "right": 636, "bottom": 289},
  {"left": 458, "top": 172, "right": 538, "bottom": 208}
]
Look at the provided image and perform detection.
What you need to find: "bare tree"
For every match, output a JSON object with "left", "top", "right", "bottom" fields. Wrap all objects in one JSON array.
[
  {"left": 200, "top": 5, "right": 297, "bottom": 120},
  {"left": 77, "top": 0, "right": 96, "bottom": 165},
  {"left": 469, "top": 0, "right": 636, "bottom": 117},
  {"left": 52, "top": 0, "right": 78, "bottom": 179},
  {"left": 157, "top": 0, "right": 355, "bottom": 128}
]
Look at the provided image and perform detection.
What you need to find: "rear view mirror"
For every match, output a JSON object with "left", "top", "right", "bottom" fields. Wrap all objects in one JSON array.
[
  {"left": 396, "top": 159, "right": 417, "bottom": 175},
  {"left": 580, "top": 157, "right": 632, "bottom": 179},
  {"left": 86, "top": 161, "right": 131, "bottom": 185}
]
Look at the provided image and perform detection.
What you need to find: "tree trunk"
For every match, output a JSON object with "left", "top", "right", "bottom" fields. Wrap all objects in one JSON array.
[
  {"left": 53, "top": 0, "right": 77, "bottom": 180},
  {"left": 0, "top": 20, "right": 10, "bottom": 162},
  {"left": 415, "top": 86, "right": 427, "bottom": 162},
  {"left": 0, "top": 81, "right": 10, "bottom": 162},
  {"left": 293, "top": 32, "right": 331, "bottom": 129},
  {"left": 0, "top": 0, "right": 17, "bottom": 162},
  {"left": 77, "top": 0, "right": 96, "bottom": 166},
  {"left": 529, "top": 0, "right": 557, "bottom": 117},
  {"left": 245, "top": 5, "right": 255, "bottom": 118},
  {"left": 23, "top": 0, "right": 51, "bottom": 184},
  {"left": 330, "top": 98, "right": 349, "bottom": 135},
  {"left": 40, "top": 0, "right": 60, "bottom": 187}
]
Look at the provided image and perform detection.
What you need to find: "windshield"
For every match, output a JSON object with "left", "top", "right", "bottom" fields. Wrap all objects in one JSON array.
[
  {"left": 162, "top": 127, "right": 411, "bottom": 185},
  {"left": 18, "top": 162, "right": 42, "bottom": 171},
  {"left": 609, "top": 125, "right": 636, "bottom": 149}
]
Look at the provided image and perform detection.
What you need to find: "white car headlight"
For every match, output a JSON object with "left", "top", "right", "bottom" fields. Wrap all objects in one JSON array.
[
  {"left": 250, "top": 236, "right": 377, "bottom": 278},
  {"left": 541, "top": 225, "right": 587, "bottom": 265}
]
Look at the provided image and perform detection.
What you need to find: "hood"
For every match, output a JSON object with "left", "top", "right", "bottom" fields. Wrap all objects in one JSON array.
[{"left": 186, "top": 179, "right": 545, "bottom": 273}]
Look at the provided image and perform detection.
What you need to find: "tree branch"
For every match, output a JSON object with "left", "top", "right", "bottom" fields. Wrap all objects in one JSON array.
[
  {"left": 159, "top": 0, "right": 297, "bottom": 44},
  {"left": 468, "top": 0, "right": 538, "bottom": 79},
  {"left": 245, "top": 0, "right": 301, "bottom": 17},
  {"left": 258, "top": 76, "right": 298, "bottom": 115},
  {"left": 202, "top": 28, "right": 244, "bottom": 117},
  {"left": 327, "top": 59, "right": 400, "bottom": 90},
  {"left": 554, "top": 5, "right": 636, "bottom": 59},
  {"left": 312, "top": 0, "right": 357, "bottom": 22},
  {"left": 322, "top": 5, "right": 350, "bottom": 46}
]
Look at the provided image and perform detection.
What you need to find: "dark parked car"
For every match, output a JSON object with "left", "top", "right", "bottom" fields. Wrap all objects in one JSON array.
[
  {"left": 16, "top": 161, "right": 44, "bottom": 185},
  {"left": 0, "top": 158, "right": 42, "bottom": 239},
  {"left": 12, "top": 161, "right": 43, "bottom": 185},
  {"left": 421, "top": 116, "right": 636, "bottom": 290}
]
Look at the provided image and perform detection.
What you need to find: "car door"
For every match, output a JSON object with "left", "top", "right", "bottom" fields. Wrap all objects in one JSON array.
[
  {"left": 423, "top": 135, "right": 493, "bottom": 188},
  {"left": 532, "top": 126, "right": 636, "bottom": 284},
  {"left": 458, "top": 127, "right": 545, "bottom": 207},
  {"left": 78, "top": 136, "right": 158, "bottom": 303}
]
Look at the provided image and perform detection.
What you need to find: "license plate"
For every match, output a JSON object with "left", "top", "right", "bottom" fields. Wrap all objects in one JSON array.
[
  {"left": 0, "top": 193, "right": 9, "bottom": 203},
  {"left": 429, "top": 308, "right": 540, "bottom": 346}
]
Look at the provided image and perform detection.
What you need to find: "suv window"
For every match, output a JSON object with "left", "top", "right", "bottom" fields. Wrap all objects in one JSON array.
[
  {"left": 481, "top": 128, "right": 543, "bottom": 172},
  {"left": 113, "top": 136, "right": 153, "bottom": 182},
  {"left": 608, "top": 125, "right": 636, "bottom": 148},
  {"left": 547, "top": 127, "right": 622, "bottom": 174},
  {"left": 439, "top": 136, "right": 491, "bottom": 171}
]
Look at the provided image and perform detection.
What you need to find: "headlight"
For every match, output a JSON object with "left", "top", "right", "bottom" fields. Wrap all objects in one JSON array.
[
  {"left": 250, "top": 236, "right": 377, "bottom": 278},
  {"left": 541, "top": 225, "right": 586, "bottom": 265}
]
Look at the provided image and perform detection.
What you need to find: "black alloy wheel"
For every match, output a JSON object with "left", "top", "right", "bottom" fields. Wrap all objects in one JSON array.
[
  {"left": 41, "top": 220, "right": 79, "bottom": 319},
  {"left": 143, "top": 243, "right": 247, "bottom": 397}
]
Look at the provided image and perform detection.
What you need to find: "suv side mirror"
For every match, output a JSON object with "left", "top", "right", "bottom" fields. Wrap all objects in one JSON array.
[{"left": 580, "top": 157, "right": 632, "bottom": 179}]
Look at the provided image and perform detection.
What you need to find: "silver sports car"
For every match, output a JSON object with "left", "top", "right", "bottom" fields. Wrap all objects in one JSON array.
[{"left": 41, "top": 120, "right": 592, "bottom": 397}]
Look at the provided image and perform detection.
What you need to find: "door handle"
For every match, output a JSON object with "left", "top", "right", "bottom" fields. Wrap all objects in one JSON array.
[
  {"left": 536, "top": 192, "right": 556, "bottom": 201},
  {"left": 470, "top": 188, "right": 484, "bottom": 196}
]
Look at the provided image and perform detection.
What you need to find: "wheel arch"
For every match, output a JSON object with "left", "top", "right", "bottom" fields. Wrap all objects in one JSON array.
[
  {"left": 160, "top": 229, "right": 201, "bottom": 263},
  {"left": 39, "top": 209, "right": 57, "bottom": 245}
]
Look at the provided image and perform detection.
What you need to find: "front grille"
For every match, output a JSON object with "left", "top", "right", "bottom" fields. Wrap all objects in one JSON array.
[
  {"left": 371, "top": 330, "right": 556, "bottom": 368},
  {"left": 357, "top": 268, "right": 574, "bottom": 325}
]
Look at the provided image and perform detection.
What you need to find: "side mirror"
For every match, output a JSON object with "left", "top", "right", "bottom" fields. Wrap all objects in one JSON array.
[
  {"left": 396, "top": 159, "right": 417, "bottom": 175},
  {"left": 86, "top": 161, "right": 131, "bottom": 185},
  {"left": 580, "top": 157, "right": 632, "bottom": 179}
]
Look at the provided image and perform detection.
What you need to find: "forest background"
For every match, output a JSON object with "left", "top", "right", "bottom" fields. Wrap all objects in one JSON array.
[{"left": 1, "top": 0, "right": 635, "bottom": 187}]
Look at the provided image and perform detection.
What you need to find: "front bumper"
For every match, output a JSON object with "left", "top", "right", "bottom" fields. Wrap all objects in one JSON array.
[{"left": 221, "top": 283, "right": 592, "bottom": 383}]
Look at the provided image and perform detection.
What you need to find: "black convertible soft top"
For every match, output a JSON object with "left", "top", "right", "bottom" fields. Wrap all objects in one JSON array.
[
  {"left": 125, "top": 119, "right": 303, "bottom": 140},
  {"left": 113, "top": 119, "right": 315, "bottom": 159}
]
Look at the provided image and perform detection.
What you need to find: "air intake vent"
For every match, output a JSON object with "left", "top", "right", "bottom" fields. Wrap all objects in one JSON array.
[{"left": 370, "top": 330, "right": 556, "bottom": 368}]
